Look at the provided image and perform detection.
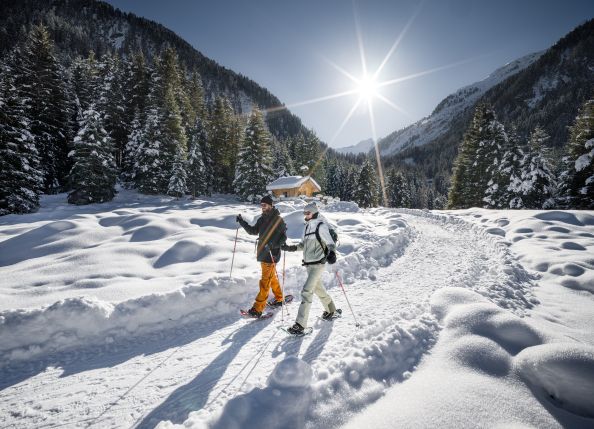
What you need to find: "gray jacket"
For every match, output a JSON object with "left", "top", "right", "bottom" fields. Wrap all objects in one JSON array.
[{"left": 297, "top": 215, "right": 336, "bottom": 265}]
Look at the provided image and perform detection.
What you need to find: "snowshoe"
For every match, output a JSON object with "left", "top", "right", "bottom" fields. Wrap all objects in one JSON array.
[
  {"left": 322, "top": 308, "right": 342, "bottom": 321},
  {"left": 279, "top": 323, "right": 313, "bottom": 337},
  {"left": 267, "top": 294, "right": 294, "bottom": 308},
  {"left": 240, "top": 308, "right": 273, "bottom": 320}
]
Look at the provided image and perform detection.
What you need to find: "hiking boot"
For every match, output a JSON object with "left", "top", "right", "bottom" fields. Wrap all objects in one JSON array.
[
  {"left": 287, "top": 322, "right": 304, "bottom": 335},
  {"left": 268, "top": 300, "right": 283, "bottom": 308},
  {"left": 247, "top": 307, "right": 262, "bottom": 318},
  {"left": 322, "top": 309, "right": 342, "bottom": 320}
]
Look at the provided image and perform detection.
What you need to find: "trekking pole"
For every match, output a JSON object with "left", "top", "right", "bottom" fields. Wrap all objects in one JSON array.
[
  {"left": 269, "top": 249, "right": 287, "bottom": 323},
  {"left": 335, "top": 270, "right": 360, "bottom": 328},
  {"left": 282, "top": 250, "right": 286, "bottom": 290},
  {"left": 230, "top": 227, "right": 239, "bottom": 279}
]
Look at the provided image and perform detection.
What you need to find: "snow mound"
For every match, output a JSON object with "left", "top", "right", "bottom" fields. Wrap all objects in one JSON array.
[
  {"left": 430, "top": 287, "right": 488, "bottom": 321},
  {"left": 323, "top": 201, "right": 360, "bottom": 212},
  {"left": 0, "top": 277, "right": 250, "bottom": 364},
  {"left": 514, "top": 343, "right": 594, "bottom": 418},
  {"left": 433, "top": 288, "right": 544, "bottom": 356},
  {"left": 208, "top": 357, "right": 313, "bottom": 429}
]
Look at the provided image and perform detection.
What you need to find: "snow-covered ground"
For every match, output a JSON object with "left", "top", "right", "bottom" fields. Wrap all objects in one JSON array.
[{"left": 1, "top": 191, "right": 593, "bottom": 428}]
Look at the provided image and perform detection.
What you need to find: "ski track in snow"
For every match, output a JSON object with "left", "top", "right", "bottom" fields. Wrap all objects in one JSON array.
[{"left": 0, "top": 208, "right": 537, "bottom": 429}]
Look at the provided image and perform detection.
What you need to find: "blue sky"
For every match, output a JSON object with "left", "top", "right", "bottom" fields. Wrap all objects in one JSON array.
[{"left": 105, "top": 0, "right": 593, "bottom": 148}]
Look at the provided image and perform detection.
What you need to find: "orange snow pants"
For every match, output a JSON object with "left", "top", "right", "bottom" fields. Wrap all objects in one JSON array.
[{"left": 253, "top": 262, "right": 283, "bottom": 313}]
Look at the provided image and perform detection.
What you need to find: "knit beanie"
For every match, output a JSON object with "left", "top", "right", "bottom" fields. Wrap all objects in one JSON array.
[
  {"left": 303, "top": 202, "right": 319, "bottom": 214},
  {"left": 260, "top": 195, "right": 274, "bottom": 205}
]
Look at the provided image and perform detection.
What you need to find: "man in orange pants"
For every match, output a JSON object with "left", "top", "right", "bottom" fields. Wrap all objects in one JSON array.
[{"left": 236, "top": 195, "right": 287, "bottom": 317}]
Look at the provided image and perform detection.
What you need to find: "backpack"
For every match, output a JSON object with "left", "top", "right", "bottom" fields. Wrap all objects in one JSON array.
[{"left": 314, "top": 222, "right": 338, "bottom": 256}]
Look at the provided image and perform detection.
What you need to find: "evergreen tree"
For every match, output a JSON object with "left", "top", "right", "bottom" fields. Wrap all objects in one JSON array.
[
  {"left": 560, "top": 97, "right": 594, "bottom": 208},
  {"left": 168, "top": 150, "right": 187, "bottom": 198},
  {"left": 209, "top": 95, "right": 235, "bottom": 192},
  {"left": 0, "top": 58, "right": 43, "bottom": 215},
  {"left": 121, "top": 109, "right": 142, "bottom": 187},
  {"left": 67, "top": 105, "right": 117, "bottom": 204},
  {"left": 124, "top": 50, "right": 150, "bottom": 120},
  {"left": 340, "top": 165, "right": 358, "bottom": 202},
  {"left": 98, "top": 52, "right": 128, "bottom": 167},
  {"left": 186, "top": 115, "right": 210, "bottom": 197},
  {"left": 134, "top": 61, "right": 167, "bottom": 194},
  {"left": 387, "top": 169, "right": 410, "bottom": 207},
  {"left": 159, "top": 48, "right": 188, "bottom": 197},
  {"left": 354, "top": 159, "right": 378, "bottom": 208},
  {"left": 484, "top": 126, "right": 524, "bottom": 208},
  {"left": 324, "top": 160, "right": 340, "bottom": 198},
  {"left": 18, "top": 24, "right": 71, "bottom": 193},
  {"left": 520, "top": 126, "right": 555, "bottom": 208},
  {"left": 271, "top": 138, "right": 294, "bottom": 178},
  {"left": 233, "top": 108, "right": 275, "bottom": 202},
  {"left": 71, "top": 51, "right": 100, "bottom": 114},
  {"left": 448, "top": 104, "right": 506, "bottom": 208}
]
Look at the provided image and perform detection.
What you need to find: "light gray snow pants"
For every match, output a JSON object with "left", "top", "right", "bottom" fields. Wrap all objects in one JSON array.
[{"left": 295, "top": 264, "right": 336, "bottom": 328}]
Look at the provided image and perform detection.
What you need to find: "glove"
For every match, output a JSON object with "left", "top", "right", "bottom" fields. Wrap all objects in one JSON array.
[
  {"left": 236, "top": 214, "right": 243, "bottom": 223},
  {"left": 281, "top": 244, "right": 297, "bottom": 252},
  {"left": 326, "top": 250, "right": 337, "bottom": 264},
  {"left": 263, "top": 243, "right": 271, "bottom": 253}
]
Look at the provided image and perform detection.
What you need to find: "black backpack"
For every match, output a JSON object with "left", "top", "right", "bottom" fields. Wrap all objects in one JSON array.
[{"left": 314, "top": 222, "right": 338, "bottom": 256}]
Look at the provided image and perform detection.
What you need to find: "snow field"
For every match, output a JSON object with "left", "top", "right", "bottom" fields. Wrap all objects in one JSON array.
[
  {"left": 346, "top": 208, "right": 594, "bottom": 428},
  {"left": 1, "top": 193, "right": 593, "bottom": 428}
]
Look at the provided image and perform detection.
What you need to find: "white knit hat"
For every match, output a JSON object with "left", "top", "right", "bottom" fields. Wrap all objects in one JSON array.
[{"left": 303, "top": 202, "right": 318, "bottom": 214}]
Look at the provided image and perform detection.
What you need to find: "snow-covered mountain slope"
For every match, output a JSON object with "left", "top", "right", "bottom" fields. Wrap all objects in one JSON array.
[
  {"left": 1, "top": 193, "right": 593, "bottom": 429},
  {"left": 378, "top": 51, "right": 543, "bottom": 156},
  {"left": 335, "top": 138, "right": 375, "bottom": 155}
]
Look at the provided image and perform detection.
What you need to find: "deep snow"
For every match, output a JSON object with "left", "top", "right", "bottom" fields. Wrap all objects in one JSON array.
[{"left": 0, "top": 191, "right": 593, "bottom": 429}]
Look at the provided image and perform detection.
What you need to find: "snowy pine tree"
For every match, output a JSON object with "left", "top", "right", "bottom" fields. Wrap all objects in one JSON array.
[
  {"left": 67, "top": 105, "right": 117, "bottom": 205},
  {"left": 168, "top": 150, "right": 187, "bottom": 198},
  {"left": 448, "top": 104, "right": 506, "bottom": 208},
  {"left": 484, "top": 126, "right": 524, "bottom": 208},
  {"left": 354, "top": 160, "right": 378, "bottom": 208},
  {"left": 134, "top": 59, "right": 167, "bottom": 194},
  {"left": 519, "top": 126, "right": 555, "bottom": 208},
  {"left": 0, "top": 59, "right": 43, "bottom": 215},
  {"left": 324, "top": 160, "right": 340, "bottom": 198},
  {"left": 560, "top": 97, "right": 594, "bottom": 208},
  {"left": 71, "top": 52, "right": 100, "bottom": 115},
  {"left": 271, "top": 138, "right": 294, "bottom": 178},
  {"left": 121, "top": 110, "right": 143, "bottom": 187},
  {"left": 158, "top": 48, "right": 188, "bottom": 197},
  {"left": 387, "top": 169, "right": 410, "bottom": 208},
  {"left": 233, "top": 108, "right": 275, "bottom": 202},
  {"left": 18, "top": 24, "right": 71, "bottom": 193},
  {"left": 210, "top": 96, "right": 236, "bottom": 192},
  {"left": 186, "top": 116, "right": 209, "bottom": 197},
  {"left": 98, "top": 52, "right": 128, "bottom": 167},
  {"left": 135, "top": 104, "right": 165, "bottom": 194}
]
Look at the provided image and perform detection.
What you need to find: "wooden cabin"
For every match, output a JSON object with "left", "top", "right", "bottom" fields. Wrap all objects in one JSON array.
[{"left": 266, "top": 176, "right": 322, "bottom": 198}]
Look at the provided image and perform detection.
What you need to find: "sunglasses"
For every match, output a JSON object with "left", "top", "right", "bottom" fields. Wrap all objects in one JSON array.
[{"left": 304, "top": 211, "right": 312, "bottom": 216}]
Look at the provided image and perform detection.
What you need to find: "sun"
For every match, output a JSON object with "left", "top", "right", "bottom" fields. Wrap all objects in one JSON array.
[{"left": 355, "top": 74, "right": 378, "bottom": 101}]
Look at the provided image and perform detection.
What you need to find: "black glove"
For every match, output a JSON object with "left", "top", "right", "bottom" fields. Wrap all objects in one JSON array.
[
  {"left": 326, "top": 250, "right": 337, "bottom": 264},
  {"left": 281, "top": 244, "right": 298, "bottom": 252},
  {"left": 236, "top": 214, "right": 243, "bottom": 223},
  {"left": 263, "top": 243, "right": 271, "bottom": 253}
]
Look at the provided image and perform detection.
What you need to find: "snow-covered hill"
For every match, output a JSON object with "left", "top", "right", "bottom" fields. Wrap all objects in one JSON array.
[
  {"left": 335, "top": 138, "right": 375, "bottom": 155},
  {"left": 1, "top": 192, "right": 593, "bottom": 428},
  {"left": 378, "top": 51, "right": 543, "bottom": 156}
]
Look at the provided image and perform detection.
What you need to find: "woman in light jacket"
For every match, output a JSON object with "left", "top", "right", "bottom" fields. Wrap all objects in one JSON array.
[{"left": 282, "top": 202, "right": 338, "bottom": 335}]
